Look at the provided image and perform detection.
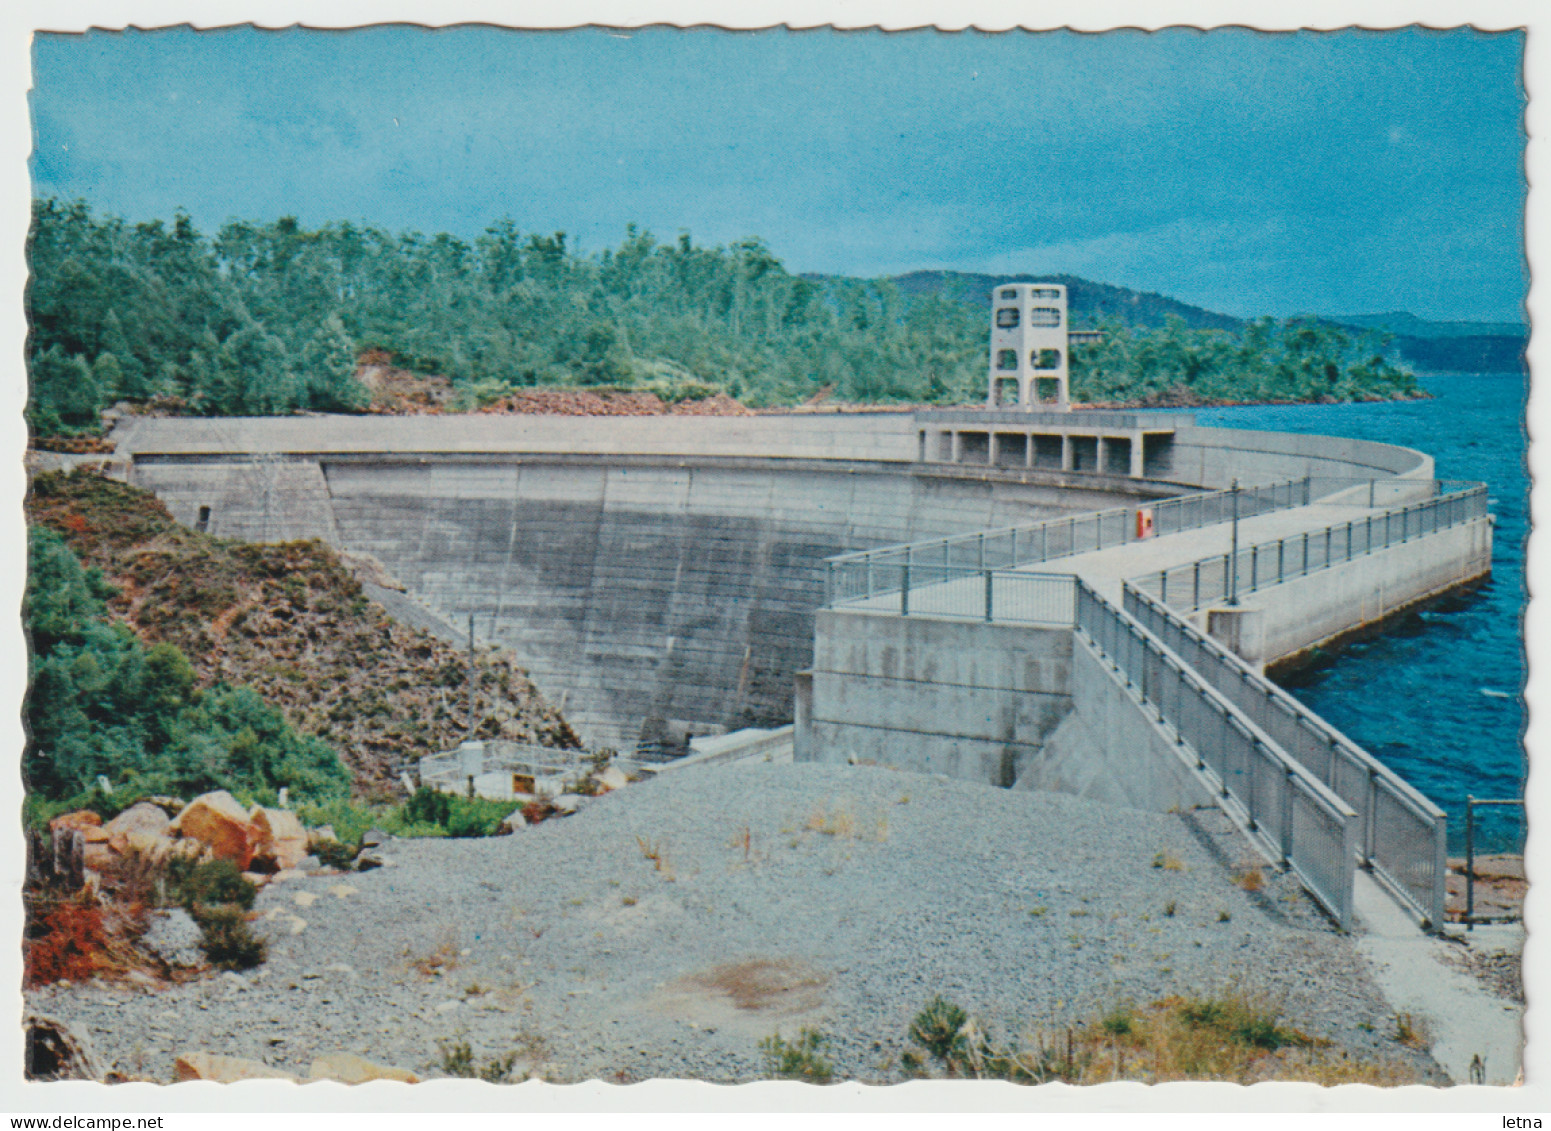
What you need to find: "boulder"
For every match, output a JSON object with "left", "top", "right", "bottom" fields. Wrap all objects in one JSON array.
[
  {"left": 594, "top": 765, "right": 630, "bottom": 794},
  {"left": 551, "top": 794, "right": 584, "bottom": 815},
  {"left": 170, "top": 791, "right": 261, "bottom": 869},
  {"left": 250, "top": 806, "right": 309, "bottom": 871},
  {"left": 103, "top": 802, "right": 172, "bottom": 840},
  {"left": 307, "top": 825, "right": 339, "bottom": 847},
  {"left": 170, "top": 837, "right": 208, "bottom": 861},
  {"left": 145, "top": 796, "right": 187, "bottom": 817},
  {"left": 360, "top": 828, "right": 390, "bottom": 849},
  {"left": 48, "top": 810, "right": 103, "bottom": 836},
  {"left": 174, "top": 1051, "right": 298, "bottom": 1083},
  {"left": 25, "top": 1013, "right": 104, "bottom": 1082},
  {"left": 307, "top": 1052, "right": 420, "bottom": 1084},
  {"left": 496, "top": 809, "right": 527, "bottom": 835}
]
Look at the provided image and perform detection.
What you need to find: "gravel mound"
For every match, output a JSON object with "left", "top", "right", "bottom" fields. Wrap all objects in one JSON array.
[
  {"left": 139, "top": 909, "right": 204, "bottom": 970},
  {"left": 27, "top": 763, "right": 1439, "bottom": 1083}
]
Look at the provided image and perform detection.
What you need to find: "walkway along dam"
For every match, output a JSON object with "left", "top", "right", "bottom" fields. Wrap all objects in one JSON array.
[{"left": 107, "top": 407, "right": 1491, "bottom": 930}]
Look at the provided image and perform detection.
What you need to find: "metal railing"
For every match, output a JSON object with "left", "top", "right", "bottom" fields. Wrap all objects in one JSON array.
[
  {"left": 1464, "top": 796, "right": 1526, "bottom": 928},
  {"left": 824, "top": 477, "right": 1311, "bottom": 610},
  {"left": 1130, "top": 480, "right": 1489, "bottom": 612},
  {"left": 1146, "top": 478, "right": 1309, "bottom": 537},
  {"left": 1123, "top": 583, "right": 1448, "bottom": 928},
  {"left": 824, "top": 565, "right": 1077, "bottom": 624},
  {"left": 1075, "top": 580, "right": 1358, "bottom": 929}
]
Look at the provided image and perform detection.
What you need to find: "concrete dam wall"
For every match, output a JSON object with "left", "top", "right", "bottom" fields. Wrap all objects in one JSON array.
[{"left": 115, "top": 412, "right": 1436, "bottom": 752}]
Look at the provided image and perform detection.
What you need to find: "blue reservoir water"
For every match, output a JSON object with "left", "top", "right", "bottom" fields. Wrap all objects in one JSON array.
[{"left": 1192, "top": 373, "right": 1528, "bottom": 852}]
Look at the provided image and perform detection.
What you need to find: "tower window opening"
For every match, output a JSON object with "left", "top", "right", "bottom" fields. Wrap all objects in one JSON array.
[
  {"left": 994, "top": 378, "right": 1020, "bottom": 405},
  {"left": 999, "top": 288, "right": 1018, "bottom": 299},
  {"left": 1029, "top": 307, "right": 1062, "bottom": 327},
  {"left": 1033, "top": 348, "right": 1063, "bottom": 370},
  {"left": 995, "top": 307, "right": 1020, "bottom": 328},
  {"left": 1030, "top": 287, "right": 1061, "bottom": 299},
  {"left": 996, "top": 349, "right": 1018, "bottom": 371}
]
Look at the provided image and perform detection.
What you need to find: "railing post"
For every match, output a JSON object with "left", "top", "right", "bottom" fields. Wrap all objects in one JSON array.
[
  {"left": 1302, "top": 531, "right": 1309, "bottom": 575},
  {"left": 1431, "top": 811, "right": 1448, "bottom": 934},
  {"left": 1364, "top": 768, "right": 1378, "bottom": 867},
  {"left": 825, "top": 560, "right": 834, "bottom": 607},
  {"left": 1465, "top": 795, "right": 1475, "bottom": 930},
  {"left": 1281, "top": 766, "right": 1295, "bottom": 866},
  {"left": 984, "top": 569, "right": 994, "bottom": 622},
  {"left": 901, "top": 556, "right": 911, "bottom": 616},
  {"left": 1160, "top": 570, "right": 1168, "bottom": 605},
  {"left": 1303, "top": 476, "right": 1311, "bottom": 505},
  {"left": 1228, "top": 478, "right": 1240, "bottom": 606},
  {"left": 865, "top": 554, "right": 874, "bottom": 600},
  {"left": 1193, "top": 561, "right": 1200, "bottom": 609},
  {"left": 1368, "top": 478, "right": 1375, "bottom": 508},
  {"left": 1325, "top": 526, "right": 1332, "bottom": 569},
  {"left": 978, "top": 532, "right": 986, "bottom": 571},
  {"left": 1011, "top": 527, "right": 1019, "bottom": 566},
  {"left": 1250, "top": 544, "right": 1258, "bottom": 593}
]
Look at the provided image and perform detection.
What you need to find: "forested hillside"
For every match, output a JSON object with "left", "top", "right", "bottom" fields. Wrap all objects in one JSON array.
[{"left": 26, "top": 198, "right": 1421, "bottom": 436}]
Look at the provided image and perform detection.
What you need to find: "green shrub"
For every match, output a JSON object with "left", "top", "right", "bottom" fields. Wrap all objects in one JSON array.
[
  {"left": 167, "top": 857, "right": 256, "bottom": 912},
  {"left": 437, "top": 1039, "right": 516, "bottom": 1082},
  {"left": 759, "top": 1028, "right": 833, "bottom": 1084},
  {"left": 404, "top": 786, "right": 452, "bottom": 827},
  {"left": 195, "top": 904, "right": 267, "bottom": 970},
  {"left": 909, "top": 996, "right": 970, "bottom": 1065}
]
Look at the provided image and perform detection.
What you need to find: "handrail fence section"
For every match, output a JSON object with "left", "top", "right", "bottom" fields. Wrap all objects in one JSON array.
[
  {"left": 1122, "top": 583, "right": 1447, "bottom": 927},
  {"left": 1130, "top": 482, "right": 1488, "bottom": 612},
  {"left": 1074, "top": 580, "right": 1357, "bottom": 929}
]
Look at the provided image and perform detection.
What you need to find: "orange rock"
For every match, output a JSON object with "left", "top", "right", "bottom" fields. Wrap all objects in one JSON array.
[
  {"left": 250, "top": 807, "right": 309, "bottom": 871},
  {"left": 169, "top": 792, "right": 261, "bottom": 869},
  {"left": 307, "top": 1052, "right": 421, "bottom": 1084},
  {"left": 48, "top": 810, "right": 102, "bottom": 835},
  {"left": 174, "top": 1051, "right": 298, "bottom": 1083}
]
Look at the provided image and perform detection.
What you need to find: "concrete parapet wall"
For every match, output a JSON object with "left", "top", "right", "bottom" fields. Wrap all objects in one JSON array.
[
  {"left": 1205, "top": 517, "right": 1493, "bottom": 667},
  {"left": 1167, "top": 425, "right": 1432, "bottom": 488},
  {"left": 801, "top": 607, "right": 1215, "bottom": 810},
  {"left": 803, "top": 609, "right": 1074, "bottom": 787},
  {"left": 1015, "top": 634, "right": 1217, "bottom": 812},
  {"left": 114, "top": 411, "right": 922, "bottom": 462}
]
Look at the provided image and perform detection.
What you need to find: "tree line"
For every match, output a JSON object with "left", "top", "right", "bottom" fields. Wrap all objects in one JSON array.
[{"left": 25, "top": 198, "right": 1420, "bottom": 435}]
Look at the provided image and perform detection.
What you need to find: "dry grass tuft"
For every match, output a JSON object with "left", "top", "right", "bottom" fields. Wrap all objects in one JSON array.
[
  {"left": 805, "top": 802, "right": 888, "bottom": 842},
  {"left": 1152, "top": 852, "right": 1185, "bottom": 872},
  {"left": 1234, "top": 866, "right": 1266, "bottom": 893},
  {"left": 407, "top": 929, "right": 462, "bottom": 977},
  {"left": 903, "top": 991, "right": 1426, "bottom": 1086}
]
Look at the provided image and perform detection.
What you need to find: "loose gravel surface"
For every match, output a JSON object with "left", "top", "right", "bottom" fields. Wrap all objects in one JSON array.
[{"left": 27, "top": 763, "right": 1440, "bottom": 1084}]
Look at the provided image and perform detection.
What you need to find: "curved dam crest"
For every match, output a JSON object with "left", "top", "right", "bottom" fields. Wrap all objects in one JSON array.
[{"left": 116, "top": 411, "right": 1436, "bottom": 753}]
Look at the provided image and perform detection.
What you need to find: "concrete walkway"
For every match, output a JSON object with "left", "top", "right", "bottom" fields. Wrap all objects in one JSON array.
[
  {"left": 839, "top": 497, "right": 1385, "bottom": 620},
  {"left": 1352, "top": 872, "right": 1524, "bottom": 1084},
  {"left": 1044, "top": 499, "right": 1381, "bottom": 602}
]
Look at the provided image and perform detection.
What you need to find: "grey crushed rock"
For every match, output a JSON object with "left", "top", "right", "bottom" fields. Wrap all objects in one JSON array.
[
  {"left": 138, "top": 909, "right": 204, "bottom": 970},
  {"left": 26, "top": 763, "right": 1443, "bottom": 1083}
]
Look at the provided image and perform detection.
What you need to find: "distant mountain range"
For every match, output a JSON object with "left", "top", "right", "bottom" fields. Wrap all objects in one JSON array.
[
  {"left": 854, "top": 270, "right": 1525, "bottom": 374},
  {"left": 886, "top": 270, "right": 1245, "bottom": 332}
]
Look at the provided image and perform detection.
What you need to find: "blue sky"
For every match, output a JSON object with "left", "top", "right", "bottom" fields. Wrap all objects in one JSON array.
[{"left": 30, "top": 25, "right": 1526, "bottom": 322}]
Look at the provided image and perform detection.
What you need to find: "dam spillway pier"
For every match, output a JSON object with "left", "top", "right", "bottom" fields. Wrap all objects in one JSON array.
[{"left": 104, "top": 405, "right": 1490, "bottom": 929}]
